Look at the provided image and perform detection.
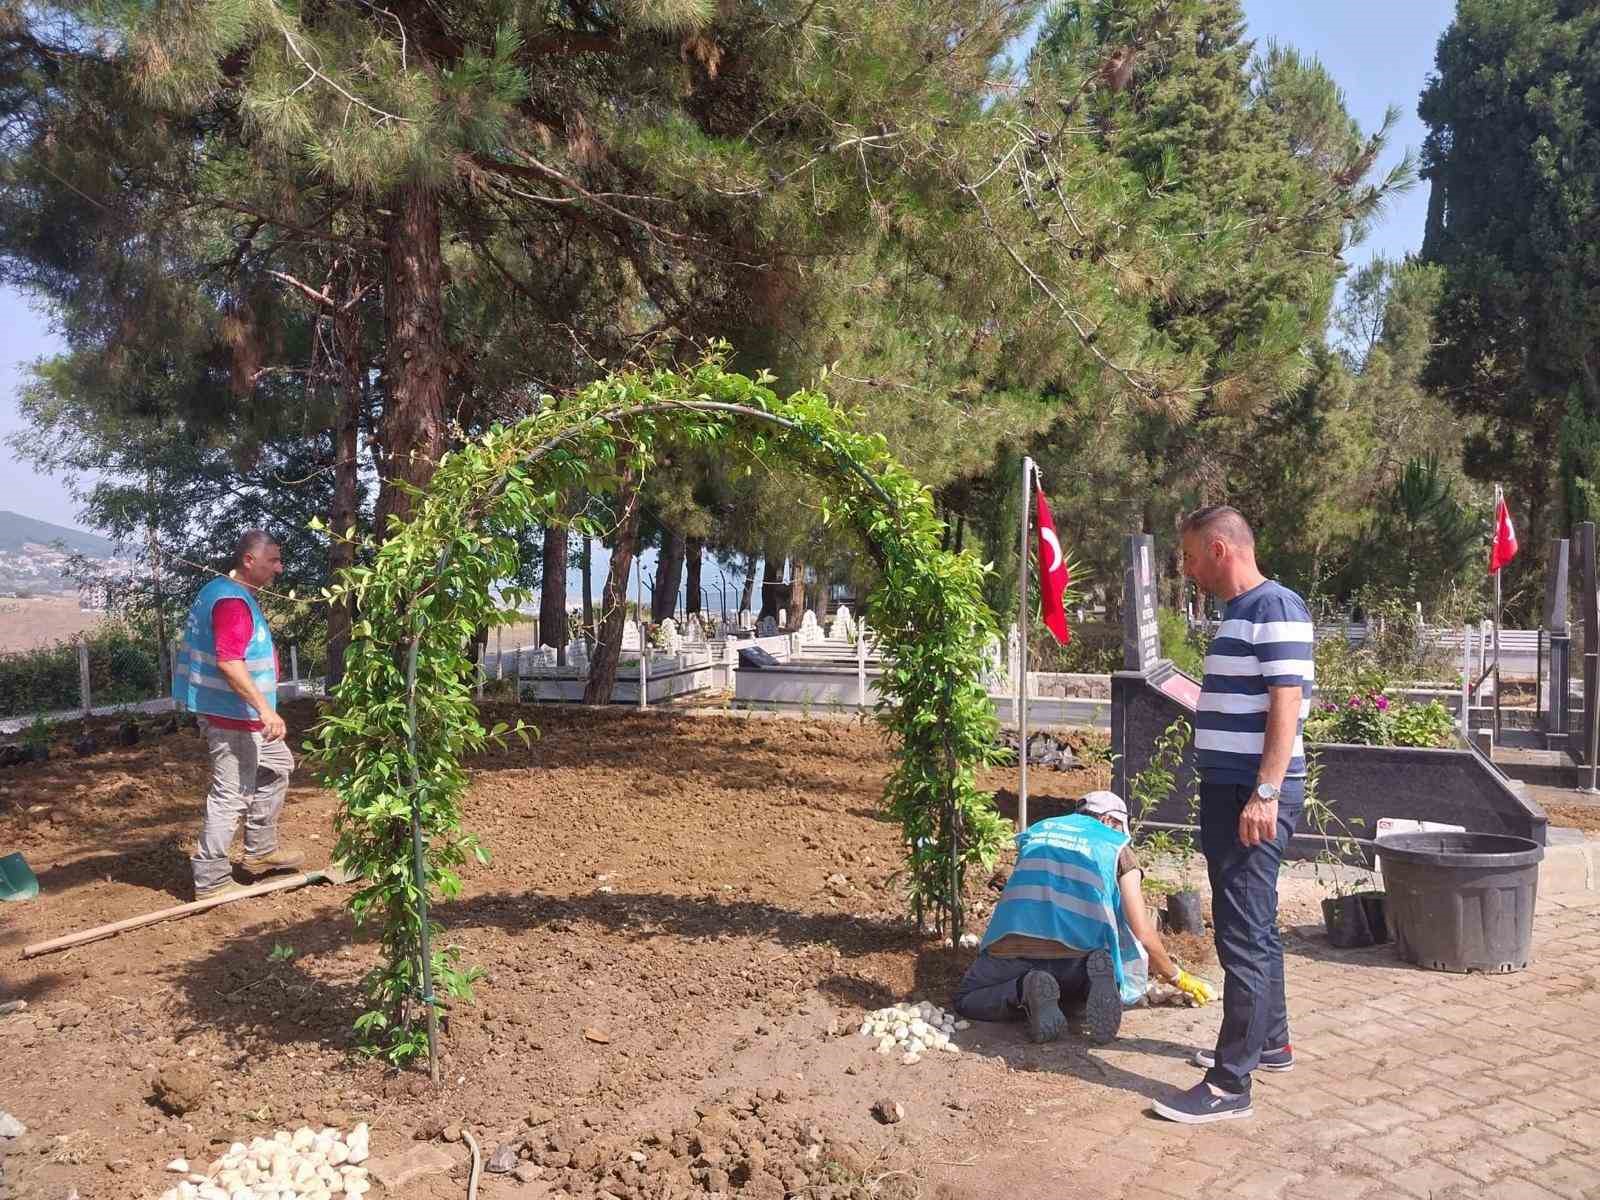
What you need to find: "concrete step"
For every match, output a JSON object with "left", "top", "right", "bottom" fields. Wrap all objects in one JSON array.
[
  {"left": 1543, "top": 826, "right": 1597, "bottom": 895},
  {"left": 1493, "top": 746, "right": 1586, "bottom": 788}
]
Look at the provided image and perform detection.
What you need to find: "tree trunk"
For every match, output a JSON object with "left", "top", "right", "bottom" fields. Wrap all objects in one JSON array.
[
  {"left": 739, "top": 553, "right": 758, "bottom": 615},
  {"left": 653, "top": 527, "right": 685, "bottom": 621},
  {"left": 326, "top": 296, "right": 363, "bottom": 688},
  {"left": 815, "top": 571, "right": 831, "bottom": 622},
  {"left": 787, "top": 559, "right": 807, "bottom": 625},
  {"left": 684, "top": 537, "right": 703, "bottom": 614},
  {"left": 581, "top": 534, "right": 595, "bottom": 649},
  {"left": 584, "top": 468, "right": 643, "bottom": 705},
  {"left": 758, "top": 549, "right": 784, "bottom": 621},
  {"left": 541, "top": 522, "right": 569, "bottom": 657},
  {"left": 374, "top": 183, "right": 448, "bottom": 534}
]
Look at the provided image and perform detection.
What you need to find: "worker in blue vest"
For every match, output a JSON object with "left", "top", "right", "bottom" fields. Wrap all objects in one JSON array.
[
  {"left": 174, "top": 530, "right": 303, "bottom": 900},
  {"left": 954, "top": 791, "right": 1215, "bottom": 1042}
]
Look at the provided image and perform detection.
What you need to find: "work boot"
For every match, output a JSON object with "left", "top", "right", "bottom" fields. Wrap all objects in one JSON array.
[
  {"left": 241, "top": 845, "right": 305, "bottom": 877},
  {"left": 1021, "top": 970, "right": 1065, "bottom": 1043},
  {"left": 195, "top": 878, "right": 245, "bottom": 902},
  {"left": 1083, "top": 949, "right": 1122, "bottom": 1044}
]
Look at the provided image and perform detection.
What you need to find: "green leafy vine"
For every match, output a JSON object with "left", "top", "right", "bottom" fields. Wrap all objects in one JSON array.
[{"left": 310, "top": 352, "right": 1010, "bottom": 1065}]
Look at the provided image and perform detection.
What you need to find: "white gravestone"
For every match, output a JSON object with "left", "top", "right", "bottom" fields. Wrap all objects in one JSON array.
[
  {"left": 659, "top": 617, "right": 682, "bottom": 654},
  {"left": 830, "top": 606, "right": 855, "bottom": 642},
  {"left": 622, "top": 620, "right": 641, "bottom": 651},
  {"left": 982, "top": 635, "right": 1006, "bottom": 693},
  {"left": 799, "top": 609, "right": 823, "bottom": 644},
  {"left": 757, "top": 615, "right": 779, "bottom": 638}
]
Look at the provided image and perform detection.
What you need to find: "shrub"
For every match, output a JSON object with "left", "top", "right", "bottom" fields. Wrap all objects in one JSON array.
[
  {"left": 0, "top": 622, "right": 165, "bottom": 718},
  {"left": 1304, "top": 688, "right": 1456, "bottom": 749},
  {"left": 1158, "top": 608, "right": 1206, "bottom": 677}
]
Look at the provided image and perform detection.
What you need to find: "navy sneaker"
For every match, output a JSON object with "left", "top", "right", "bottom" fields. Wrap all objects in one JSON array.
[
  {"left": 1191, "top": 1044, "right": 1294, "bottom": 1072},
  {"left": 1083, "top": 950, "right": 1122, "bottom": 1044},
  {"left": 1152, "top": 1081, "right": 1254, "bottom": 1124},
  {"left": 1021, "top": 969, "right": 1064, "bottom": 1043}
]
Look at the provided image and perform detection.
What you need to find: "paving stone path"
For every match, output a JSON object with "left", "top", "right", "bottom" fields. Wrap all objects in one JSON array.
[{"left": 937, "top": 893, "right": 1600, "bottom": 1199}]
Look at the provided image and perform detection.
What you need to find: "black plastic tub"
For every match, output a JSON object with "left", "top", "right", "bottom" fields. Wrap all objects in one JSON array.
[{"left": 1376, "top": 833, "right": 1544, "bottom": 973}]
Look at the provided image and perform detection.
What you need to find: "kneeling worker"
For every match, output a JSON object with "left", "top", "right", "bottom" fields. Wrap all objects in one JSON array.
[{"left": 954, "top": 791, "right": 1214, "bottom": 1042}]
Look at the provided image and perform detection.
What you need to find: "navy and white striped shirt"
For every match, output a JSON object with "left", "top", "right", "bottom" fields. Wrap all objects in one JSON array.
[{"left": 1194, "top": 580, "right": 1314, "bottom": 786}]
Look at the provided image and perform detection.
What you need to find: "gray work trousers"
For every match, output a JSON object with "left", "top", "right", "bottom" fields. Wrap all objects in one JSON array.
[
  {"left": 191, "top": 719, "right": 295, "bottom": 889},
  {"left": 952, "top": 951, "right": 1093, "bottom": 1022}
]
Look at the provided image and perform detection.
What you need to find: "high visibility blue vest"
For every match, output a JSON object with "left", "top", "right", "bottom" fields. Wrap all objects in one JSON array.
[
  {"left": 979, "top": 813, "right": 1150, "bottom": 1005},
  {"left": 173, "top": 577, "right": 277, "bottom": 721}
]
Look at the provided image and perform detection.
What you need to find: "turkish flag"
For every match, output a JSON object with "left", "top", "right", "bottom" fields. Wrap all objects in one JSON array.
[
  {"left": 1490, "top": 492, "right": 1519, "bottom": 575},
  {"left": 1034, "top": 485, "right": 1071, "bottom": 645}
]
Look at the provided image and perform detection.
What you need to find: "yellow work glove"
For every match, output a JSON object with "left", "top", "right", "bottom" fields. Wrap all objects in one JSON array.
[{"left": 1173, "top": 969, "right": 1217, "bottom": 1007}]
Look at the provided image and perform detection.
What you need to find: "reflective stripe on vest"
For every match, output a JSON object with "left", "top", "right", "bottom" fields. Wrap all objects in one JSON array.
[
  {"left": 979, "top": 813, "right": 1150, "bottom": 1005},
  {"left": 172, "top": 577, "right": 277, "bottom": 721}
]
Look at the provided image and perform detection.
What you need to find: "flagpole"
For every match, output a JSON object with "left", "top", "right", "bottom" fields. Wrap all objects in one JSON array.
[
  {"left": 1493, "top": 483, "right": 1503, "bottom": 743},
  {"left": 1017, "top": 456, "right": 1033, "bottom": 833}
]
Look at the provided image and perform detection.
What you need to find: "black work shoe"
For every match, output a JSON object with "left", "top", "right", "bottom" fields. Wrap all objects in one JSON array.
[
  {"left": 1083, "top": 949, "right": 1122, "bottom": 1044},
  {"left": 1021, "top": 969, "right": 1065, "bottom": 1043}
]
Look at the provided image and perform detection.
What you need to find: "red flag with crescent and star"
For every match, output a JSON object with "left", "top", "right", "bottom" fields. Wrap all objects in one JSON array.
[
  {"left": 1490, "top": 490, "right": 1519, "bottom": 575},
  {"left": 1034, "top": 482, "right": 1071, "bottom": 645}
]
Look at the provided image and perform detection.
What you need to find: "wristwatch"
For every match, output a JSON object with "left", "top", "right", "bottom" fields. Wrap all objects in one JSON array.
[{"left": 1254, "top": 781, "right": 1280, "bottom": 803}]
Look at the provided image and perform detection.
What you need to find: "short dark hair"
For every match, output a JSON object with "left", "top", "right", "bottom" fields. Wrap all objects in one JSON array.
[
  {"left": 233, "top": 529, "right": 279, "bottom": 568},
  {"left": 1178, "top": 505, "right": 1255, "bottom": 548}
]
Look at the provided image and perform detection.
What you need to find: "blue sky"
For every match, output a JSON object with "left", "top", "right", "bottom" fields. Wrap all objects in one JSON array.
[{"left": 0, "top": 1, "right": 1458, "bottom": 602}]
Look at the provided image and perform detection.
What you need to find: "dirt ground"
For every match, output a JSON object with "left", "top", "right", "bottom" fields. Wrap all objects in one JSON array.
[
  {"left": 0, "top": 595, "right": 104, "bottom": 653},
  {"left": 0, "top": 703, "right": 1284, "bottom": 1200}
]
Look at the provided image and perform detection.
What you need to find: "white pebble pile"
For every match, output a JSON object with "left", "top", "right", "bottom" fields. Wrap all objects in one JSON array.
[
  {"left": 858, "top": 1000, "right": 969, "bottom": 1065},
  {"left": 157, "top": 1124, "right": 370, "bottom": 1200}
]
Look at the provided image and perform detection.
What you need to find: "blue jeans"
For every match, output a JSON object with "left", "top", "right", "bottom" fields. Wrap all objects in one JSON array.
[{"left": 1199, "top": 779, "right": 1303, "bottom": 1094}]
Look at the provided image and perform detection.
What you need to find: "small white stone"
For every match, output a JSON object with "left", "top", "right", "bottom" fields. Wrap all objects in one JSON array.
[
  {"left": 906, "top": 1038, "right": 925, "bottom": 1054},
  {"left": 161, "top": 1190, "right": 180, "bottom": 1200},
  {"left": 231, "top": 1143, "right": 248, "bottom": 1157},
  {"left": 218, "top": 1170, "right": 243, "bottom": 1191},
  {"left": 876, "top": 1037, "right": 895, "bottom": 1055},
  {"left": 955, "top": 1019, "right": 971, "bottom": 1030},
  {"left": 168, "top": 1159, "right": 191, "bottom": 1174},
  {"left": 326, "top": 1143, "right": 348, "bottom": 1167},
  {"left": 318, "top": 1129, "right": 339, "bottom": 1142},
  {"left": 199, "top": 1186, "right": 228, "bottom": 1200},
  {"left": 189, "top": 1175, "right": 209, "bottom": 1185},
  {"left": 344, "top": 1126, "right": 368, "bottom": 1165},
  {"left": 944, "top": 1042, "right": 960, "bottom": 1054},
  {"left": 891, "top": 1022, "right": 908, "bottom": 1039},
  {"left": 343, "top": 1181, "right": 369, "bottom": 1199},
  {"left": 178, "top": 1183, "right": 199, "bottom": 1200},
  {"left": 901, "top": 1051, "right": 921, "bottom": 1065},
  {"left": 274, "top": 1132, "right": 293, "bottom": 1147},
  {"left": 291, "top": 1128, "right": 315, "bottom": 1151},
  {"left": 231, "top": 1188, "right": 255, "bottom": 1200},
  {"left": 629, "top": 1151, "right": 646, "bottom": 1164}
]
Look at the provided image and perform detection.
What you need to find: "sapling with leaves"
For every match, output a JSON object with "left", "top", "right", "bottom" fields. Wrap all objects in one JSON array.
[
  {"left": 1300, "top": 753, "right": 1368, "bottom": 898},
  {"left": 1128, "top": 715, "right": 1197, "bottom": 880}
]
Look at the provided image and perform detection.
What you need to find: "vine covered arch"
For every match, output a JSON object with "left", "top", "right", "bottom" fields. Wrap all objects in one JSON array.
[{"left": 313, "top": 355, "right": 1010, "bottom": 1065}]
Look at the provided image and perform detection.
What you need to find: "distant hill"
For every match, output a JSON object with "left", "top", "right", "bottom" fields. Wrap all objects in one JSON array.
[{"left": 0, "top": 510, "right": 119, "bottom": 559}]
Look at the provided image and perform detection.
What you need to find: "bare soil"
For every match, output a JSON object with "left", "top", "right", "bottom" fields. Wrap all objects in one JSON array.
[
  {"left": 0, "top": 594, "right": 105, "bottom": 653},
  {"left": 0, "top": 703, "right": 1221, "bottom": 1200}
]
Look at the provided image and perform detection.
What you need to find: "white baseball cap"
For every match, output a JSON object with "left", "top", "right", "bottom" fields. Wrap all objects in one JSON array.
[{"left": 1080, "top": 790, "right": 1129, "bottom": 825}]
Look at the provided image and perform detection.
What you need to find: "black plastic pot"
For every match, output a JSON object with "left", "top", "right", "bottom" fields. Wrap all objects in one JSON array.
[
  {"left": 1322, "top": 893, "right": 1375, "bottom": 949},
  {"left": 1376, "top": 832, "right": 1543, "bottom": 973},
  {"left": 1358, "top": 891, "right": 1391, "bottom": 944},
  {"left": 1166, "top": 889, "right": 1206, "bottom": 935}
]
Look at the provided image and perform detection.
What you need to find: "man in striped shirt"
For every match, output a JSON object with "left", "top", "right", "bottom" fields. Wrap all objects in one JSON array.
[{"left": 1153, "top": 505, "right": 1311, "bottom": 1125}]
